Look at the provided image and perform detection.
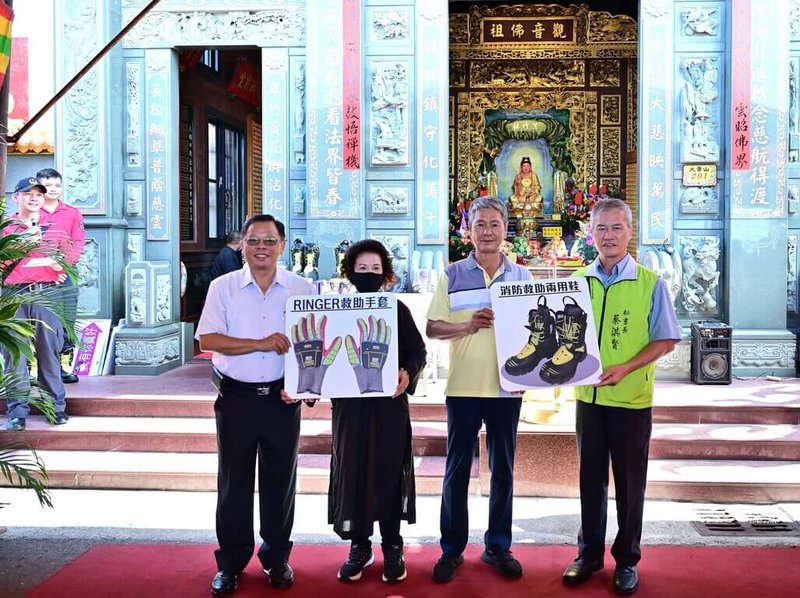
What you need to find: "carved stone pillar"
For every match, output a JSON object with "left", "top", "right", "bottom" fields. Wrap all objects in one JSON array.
[
  {"left": 305, "top": 0, "right": 364, "bottom": 278},
  {"left": 726, "top": 0, "right": 795, "bottom": 375},
  {"left": 54, "top": 0, "right": 126, "bottom": 322},
  {"left": 113, "top": 48, "right": 184, "bottom": 375}
]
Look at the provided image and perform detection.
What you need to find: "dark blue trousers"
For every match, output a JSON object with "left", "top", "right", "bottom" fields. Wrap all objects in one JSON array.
[
  {"left": 439, "top": 397, "right": 522, "bottom": 556},
  {"left": 575, "top": 400, "right": 652, "bottom": 567}
]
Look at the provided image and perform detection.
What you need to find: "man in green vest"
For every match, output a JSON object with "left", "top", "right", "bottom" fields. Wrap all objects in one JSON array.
[{"left": 561, "top": 198, "right": 681, "bottom": 595}]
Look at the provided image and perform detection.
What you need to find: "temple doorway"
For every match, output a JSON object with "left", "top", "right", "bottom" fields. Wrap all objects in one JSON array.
[{"left": 176, "top": 48, "right": 262, "bottom": 324}]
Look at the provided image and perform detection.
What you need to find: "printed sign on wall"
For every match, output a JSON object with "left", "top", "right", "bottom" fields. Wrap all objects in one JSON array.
[
  {"left": 490, "top": 278, "right": 601, "bottom": 391},
  {"left": 284, "top": 293, "right": 398, "bottom": 399}
]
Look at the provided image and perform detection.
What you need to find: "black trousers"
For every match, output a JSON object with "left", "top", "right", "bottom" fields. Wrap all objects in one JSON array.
[
  {"left": 575, "top": 400, "right": 652, "bottom": 567},
  {"left": 213, "top": 382, "right": 300, "bottom": 574}
]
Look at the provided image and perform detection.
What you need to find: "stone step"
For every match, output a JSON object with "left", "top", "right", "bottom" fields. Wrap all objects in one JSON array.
[
  {"left": 4, "top": 416, "right": 797, "bottom": 464},
  {"left": 5, "top": 449, "right": 796, "bottom": 503},
  {"left": 4, "top": 396, "right": 799, "bottom": 425},
  {"left": 9, "top": 451, "right": 478, "bottom": 495},
  {"left": 0, "top": 416, "right": 449, "bottom": 457},
  {"left": 507, "top": 456, "right": 800, "bottom": 503}
]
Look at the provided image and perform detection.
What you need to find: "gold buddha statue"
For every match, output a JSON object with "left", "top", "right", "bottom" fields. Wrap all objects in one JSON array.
[{"left": 509, "top": 156, "right": 544, "bottom": 219}]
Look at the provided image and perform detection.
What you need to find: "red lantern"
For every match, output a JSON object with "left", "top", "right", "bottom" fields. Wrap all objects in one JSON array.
[
  {"left": 588, "top": 183, "right": 597, "bottom": 195},
  {"left": 599, "top": 184, "right": 607, "bottom": 194},
  {"left": 574, "top": 191, "right": 583, "bottom": 205}
]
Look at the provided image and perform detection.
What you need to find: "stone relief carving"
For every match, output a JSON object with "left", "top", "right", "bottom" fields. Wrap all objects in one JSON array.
[
  {"left": 471, "top": 59, "right": 584, "bottom": 88},
  {"left": 680, "top": 187, "right": 719, "bottom": 214},
  {"left": 62, "top": 1, "right": 100, "bottom": 212},
  {"left": 126, "top": 183, "right": 142, "bottom": 216},
  {"left": 656, "top": 341, "right": 691, "bottom": 372},
  {"left": 642, "top": 0, "right": 670, "bottom": 19},
  {"left": 156, "top": 274, "right": 171, "bottom": 322},
  {"left": 115, "top": 336, "right": 180, "bottom": 367},
  {"left": 127, "top": 232, "right": 143, "bottom": 263},
  {"left": 789, "top": 235, "right": 798, "bottom": 314},
  {"left": 588, "top": 12, "right": 637, "bottom": 43},
  {"left": 372, "top": 10, "right": 409, "bottom": 40},
  {"left": 789, "top": 57, "right": 799, "bottom": 163},
  {"left": 370, "top": 62, "right": 409, "bottom": 165},
  {"left": 125, "top": 62, "right": 142, "bottom": 168},
  {"left": 792, "top": 0, "right": 800, "bottom": 41},
  {"left": 370, "top": 186, "right": 409, "bottom": 215},
  {"left": 371, "top": 234, "right": 409, "bottom": 293},
  {"left": 790, "top": 183, "right": 799, "bottom": 214},
  {"left": 293, "top": 185, "right": 306, "bottom": 215},
  {"left": 680, "top": 58, "right": 720, "bottom": 163},
  {"left": 129, "top": 269, "right": 147, "bottom": 325},
  {"left": 122, "top": 8, "right": 305, "bottom": 48},
  {"left": 681, "top": 236, "right": 721, "bottom": 313},
  {"left": 76, "top": 238, "right": 100, "bottom": 316},
  {"left": 600, "top": 127, "right": 621, "bottom": 175},
  {"left": 681, "top": 8, "right": 719, "bottom": 36},
  {"left": 733, "top": 342, "right": 795, "bottom": 369},
  {"left": 293, "top": 62, "right": 306, "bottom": 165}
]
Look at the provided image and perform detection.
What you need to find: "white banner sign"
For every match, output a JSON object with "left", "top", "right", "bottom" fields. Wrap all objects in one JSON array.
[
  {"left": 284, "top": 293, "right": 398, "bottom": 399},
  {"left": 491, "top": 278, "right": 602, "bottom": 391}
]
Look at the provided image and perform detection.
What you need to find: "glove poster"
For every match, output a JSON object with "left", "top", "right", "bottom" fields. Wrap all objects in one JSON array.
[
  {"left": 284, "top": 293, "right": 399, "bottom": 399},
  {"left": 490, "top": 278, "right": 602, "bottom": 391}
]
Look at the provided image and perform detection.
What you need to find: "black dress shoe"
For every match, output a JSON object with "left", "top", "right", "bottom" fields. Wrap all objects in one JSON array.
[
  {"left": 614, "top": 565, "right": 639, "bottom": 595},
  {"left": 562, "top": 556, "right": 604, "bottom": 586},
  {"left": 61, "top": 370, "right": 79, "bottom": 383},
  {"left": 210, "top": 571, "right": 238, "bottom": 595},
  {"left": 265, "top": 562, "right": 294, "bottom": 588}
]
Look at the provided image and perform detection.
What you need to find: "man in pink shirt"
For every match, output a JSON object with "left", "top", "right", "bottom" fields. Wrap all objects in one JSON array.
[
  {"left": 2, "top": 177, "right": 70, "bottom": 430},
  {"left": 37, "top": 168, "right": 85, "bottom": 384}
]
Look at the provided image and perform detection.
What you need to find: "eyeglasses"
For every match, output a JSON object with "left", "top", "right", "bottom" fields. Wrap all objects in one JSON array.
[{"left": 244, "top": 236, "right": 281, "bottom": 247}]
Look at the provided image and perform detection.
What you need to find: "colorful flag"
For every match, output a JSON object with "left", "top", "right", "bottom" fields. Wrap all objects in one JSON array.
[{"left": 0, "top": 1, "right": 13, "bottom": 90}]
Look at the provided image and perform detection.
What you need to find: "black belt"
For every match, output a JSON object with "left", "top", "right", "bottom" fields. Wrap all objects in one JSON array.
[
  {"left": 212, "top": 367, "right": 283, "bottom": 396},
  {"left": 8, "top": 282, "right": 57, "bottom": 292}
]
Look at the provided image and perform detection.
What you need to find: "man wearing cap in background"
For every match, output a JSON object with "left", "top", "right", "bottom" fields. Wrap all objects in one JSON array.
[
  {"left": 2, "top": 177, "right": 71, "bottom": 431},
  {"left": 37, "top": 168, "right": 85, "bottom": 384}
]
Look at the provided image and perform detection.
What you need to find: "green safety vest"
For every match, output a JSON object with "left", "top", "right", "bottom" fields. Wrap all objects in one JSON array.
[{"left": 574, "top": 264, "right": 658, "bottom": 409}]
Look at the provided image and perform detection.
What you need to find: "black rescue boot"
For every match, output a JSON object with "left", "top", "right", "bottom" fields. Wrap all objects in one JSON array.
[
  {"left": 539, "top": 296, "right": 588, "bottom": 385},
  {"left": 504, "top": 295, "right": 558, "bottom": 376}
]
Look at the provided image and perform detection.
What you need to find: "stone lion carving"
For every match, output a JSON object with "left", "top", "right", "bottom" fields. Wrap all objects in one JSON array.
[{"left": 681, "top": 236, "right": 720, "bottom": 312}]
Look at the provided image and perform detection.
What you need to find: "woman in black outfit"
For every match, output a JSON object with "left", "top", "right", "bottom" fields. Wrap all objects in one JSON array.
[{"left": 328, "top": 239, "right": 427, "bottom": 584}]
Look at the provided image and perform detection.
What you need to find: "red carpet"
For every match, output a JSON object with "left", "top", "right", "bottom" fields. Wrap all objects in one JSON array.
[{"left": 27, "top": 544, "right": 799, "bottom": 597}]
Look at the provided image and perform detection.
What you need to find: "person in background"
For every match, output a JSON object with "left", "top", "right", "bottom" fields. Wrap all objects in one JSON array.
[
  {"left": 196, "top": 214, "right": 313, "bottom": 595},
  {"left": 561, "top": 197, "right": 681, "bottom": 596},
  {"left": 328, "top": 239, "right": 427, "bottom": 585},
  {"left": 36, "top": 168, "right": 84, "bottom": 384},
  {"left": 426, "top": 195, "right": 532, "bottom": 583},
  {"left": 210, "top": 231, "right": 243, "bottom": 280},
  {"left": 2, "top": 177, "right": 70, "bottom": 430}
]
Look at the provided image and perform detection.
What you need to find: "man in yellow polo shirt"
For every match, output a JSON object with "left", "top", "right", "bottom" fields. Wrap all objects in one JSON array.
[{"left": 426, "top": 196, "right": 532, "bottom": 583}]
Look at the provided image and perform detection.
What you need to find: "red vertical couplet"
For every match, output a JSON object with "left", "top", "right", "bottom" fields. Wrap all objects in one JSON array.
[
  {"left": 342, "top": 0, "right": 361, "bottom": 170},
  {"left": 731, "top": 0, "right": 751, "bottom": 171}
]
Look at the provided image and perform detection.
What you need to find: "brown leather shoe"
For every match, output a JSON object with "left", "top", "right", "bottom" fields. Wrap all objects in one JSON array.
[{"left": 562, "top": 556, "right": 604, "bottom": 586}]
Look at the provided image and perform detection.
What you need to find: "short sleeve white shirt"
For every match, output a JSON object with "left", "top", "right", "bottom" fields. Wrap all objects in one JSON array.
[{"left": 196, "top": 266, "right": 314, "bottom": 383}]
